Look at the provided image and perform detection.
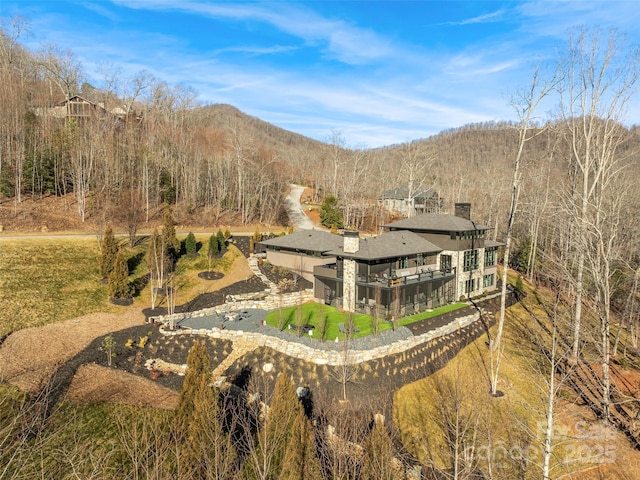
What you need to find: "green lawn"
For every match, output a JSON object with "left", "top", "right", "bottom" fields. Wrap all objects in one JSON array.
[{"left": 264, "top": 301, "right": 467, "bottom": 342}]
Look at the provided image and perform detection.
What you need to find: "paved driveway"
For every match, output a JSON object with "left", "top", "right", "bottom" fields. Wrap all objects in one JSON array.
[{"left": 285, "top": 184, "right": 318, "bottom": 231}]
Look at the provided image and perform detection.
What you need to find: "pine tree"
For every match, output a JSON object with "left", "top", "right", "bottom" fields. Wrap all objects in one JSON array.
[
  {"left": 183, "top": 376, "right": 237, "bottom": 480},
  {"left": 217, "top": 229, "right": 226, "bottom": 254},
  {"left": 319, "top": 195, "right": 344, "bottom": 229},
  {"left": 108, "top": 246, "right": 132, "bottom": 298},
  {"left": 207, "top": 233, "right": 219, "bottom": 258},
  {"left": 361, "top": 416, "right": 397, "bottom": 480},
  {"left": 245, "top": 373, "right": 299, "bottom": 480},
  {"left": 280, "top": 407, "right": 323, "bottom": 480},
  {"left": 176, "top": 340, "right": 211, "bottom": 432},
  {"left": 185, "top": 232, "right": 197, "bottom": 256},
  {"left": 163, "top": 207, "right": 180, "bottom": 258},
  {"left": 99, "top": 224, "right": 118, "bottom": 279}
]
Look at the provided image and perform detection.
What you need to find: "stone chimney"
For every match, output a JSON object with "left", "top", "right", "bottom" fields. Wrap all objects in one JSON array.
[
  {"left": 454, "top": 203, "right": 471, "bottom": 220},
  {"left": 343, "top": 230, "right": 360, "bottom": 253},
  {"left": 342, "top": 231, "right": 359, "bottom": 312}
]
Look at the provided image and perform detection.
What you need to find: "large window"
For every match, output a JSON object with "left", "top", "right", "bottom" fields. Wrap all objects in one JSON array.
[
  {"left": 451, "top": 230, "right": 485, "bottom": 240},
  {"left": 485, "top": 248, "right": 496, "bottom": 267},
  {"left": 465, "top": 278, "right": 475, "bottom": 294},
  {"left": 441, "top": 254, "right": 452, "bottom": 272},
  {"left": 483, "top": 273, "right": 495, "bottom": 288},
  {"left": 463, "top": 249, "right": 479, "bottom": 272},
  {"left": 398, "top": 256, "right": 409, "bottom": 269}
]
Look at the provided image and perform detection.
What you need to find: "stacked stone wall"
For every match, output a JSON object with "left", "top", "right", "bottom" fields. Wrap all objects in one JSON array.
[{"left": 159, "top": 310, "right": 480, "bottom": 367}]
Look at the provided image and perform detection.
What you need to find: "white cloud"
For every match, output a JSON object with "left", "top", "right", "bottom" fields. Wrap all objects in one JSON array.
[
  {"left": 110, "top": 0, "right": 394, "bottom": 65},
  {"left": 445, "top": 9, "right": 508, "bottom": 26}
]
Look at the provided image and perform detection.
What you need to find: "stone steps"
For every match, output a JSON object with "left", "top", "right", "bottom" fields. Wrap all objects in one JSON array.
[
  {"left": 210, "top": 338, "right": 258, "bottom": 379},
  {"left": 248, "top": 255, "right": 278, "bottom": 293}
]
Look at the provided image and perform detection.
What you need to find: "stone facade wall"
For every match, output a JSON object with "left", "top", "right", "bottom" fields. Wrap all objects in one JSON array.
[
  {"left": 342, "top": 258, "right": 356, "bottom": 312},
  {"left": 446, "top": 248, "right": 487, "bottom": 300}
]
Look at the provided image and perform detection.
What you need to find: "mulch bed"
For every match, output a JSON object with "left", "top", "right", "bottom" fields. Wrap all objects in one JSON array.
[
  {"left": 258, "top": 262, "right": 313, "bottom": 292},
  {"left": 109, "top": 297, "right": 134, "bottom": 306},
  {"left": 142, "top": 275, "right": 267, "bottom": 318},
  {"left": 197, "top": 271, "right": 224, "bottom": 281},
  {"left": 233, "top": 236, "right": 251, "bottom": 257}
]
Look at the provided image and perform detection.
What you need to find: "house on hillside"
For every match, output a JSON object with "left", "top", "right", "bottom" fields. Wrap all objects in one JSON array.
[
  {"left": 378, "top": 184, "right": 442, "bottom": 218},
  {"left": 258, "top": 203, "right": 501, "bottom": 317},
  {"left": 37, "top": 95, "right": 141, "bottom": 126},
  {"left": 313, "top": 230, "right": 456, "bottom": 317},
  {"left": 384, "top": 203, "right": 501, "bottom": 300},
  {"left": 45, "top": 95, "right": 107, "bottom": 123}
]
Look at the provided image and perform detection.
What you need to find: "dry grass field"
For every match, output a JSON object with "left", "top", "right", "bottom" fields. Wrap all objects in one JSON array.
[
  {"left": 0, "top": 238, "right": 113, "bottom": 338},
  {"left": 393, "top": 277, "right": 640, "bottom": 480}
]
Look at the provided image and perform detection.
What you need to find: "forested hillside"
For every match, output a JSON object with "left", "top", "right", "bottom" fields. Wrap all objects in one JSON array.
[
  {"left": 2, "top": 21, "right": 640, "bottom": 350},
  {"left": 3, "top": 16, "right": 640, "bottom": 479}
]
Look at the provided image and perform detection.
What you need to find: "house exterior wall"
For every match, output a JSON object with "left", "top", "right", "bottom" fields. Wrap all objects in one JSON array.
[
  {"left": 444, "top": 248, "right": 487, "bottom": 300},
  {"left": 265, "top": 250, "right": 334, "bottom": 282},
  {"left": 411, "top": 231, "right": 486, "bottom": 251},
  {"left": 381, "top": 195, "right": 441, "bottom": 217}
]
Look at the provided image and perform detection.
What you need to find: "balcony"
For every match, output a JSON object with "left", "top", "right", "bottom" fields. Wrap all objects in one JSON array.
[
  {"left": 314, "top": 264, "right": 338, "bottom": 279},
  {"left": 357, "top": 268, "right": 455, "bottom": 288}
]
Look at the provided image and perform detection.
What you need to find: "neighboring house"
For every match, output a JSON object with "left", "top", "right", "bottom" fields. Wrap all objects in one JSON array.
[
  {"left": 37, "top": 95, "right": 140, "bottom": 125},
  {"left": 46, "top": 95, "right": 107, "bottom": 123},
  {"left": 257, "top": 230, "right": 344, "bottom": 282},
  {"left": 259, "top": 203, "right": 501, "bottom": 315},
  {"left": 384, "top": 203, "right": 501, "bottom": 301},
  {"left": 378, "top": 184, "right": 442, "bottom": 218}
]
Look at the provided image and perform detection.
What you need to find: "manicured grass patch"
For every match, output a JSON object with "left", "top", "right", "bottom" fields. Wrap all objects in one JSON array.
[
  {"left": 396, "top": 302, "right": 467, "bottom": 327},
  {"left": 264, "top": 301, "right": 469, "bottom": 341},
  {"left": 0, "top": 238, "right": 110, "bottom": 337},
  {"left": 265, "top": 302, "right": 371, "bottom": 341}
]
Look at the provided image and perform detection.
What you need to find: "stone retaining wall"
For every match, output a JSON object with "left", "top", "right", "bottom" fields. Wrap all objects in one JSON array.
[
  {"left": 150, "top": 289, "right": 315, "bottom": 324},
  {"left": 160, "top": 311, "right": 479, "bottom": 367}
]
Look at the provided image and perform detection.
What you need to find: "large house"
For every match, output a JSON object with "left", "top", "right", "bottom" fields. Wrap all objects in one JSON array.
[
  {"left": 383, "top": 203, "right": 501, "bottom": 302},
  {"left": 258, "top": 203, "right": 501, "bottom": 317},
  {"left": 378, "top": 184, "right": 442, "bottom": 218}
]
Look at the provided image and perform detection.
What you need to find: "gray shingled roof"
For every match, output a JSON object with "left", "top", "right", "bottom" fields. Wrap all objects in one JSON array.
[
  {"left": 257, "top": 230, "right": 343, "bottom": 253},
  {"left": 384, "top": 213, "right": 491, "bottom": 232},
  {"left": 327, "top": 230, "right": 441, "bottom": 260},
  {"left": 485, "top": 239, "right": 505, "bottom": 248}
]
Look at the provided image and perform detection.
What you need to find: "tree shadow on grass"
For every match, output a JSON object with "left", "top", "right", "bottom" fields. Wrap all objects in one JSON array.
[
  {"left": 131, "top": 272, "right": 150, "bottom": 298},
  {"left": 127, "top": 251, "right": 145, "bottom": 273}
]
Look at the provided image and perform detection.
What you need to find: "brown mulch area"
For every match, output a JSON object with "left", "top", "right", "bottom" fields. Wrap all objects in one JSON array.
[
  {"left": 67, "top": 364, "right": 179, "bottom": 409},
  {"left": 83, "top": 324, "right": 234, "bottom": 392},
  {"left": 142, "top": 275, "right": 267, "bottom": 318},
  {"left": 258, "top": 261, "right": 313, "bottom": 292},
  {"left": 0, "top": 311, "right": 145, "bottom": 392},
  {"left": 198, "top": 271, "right": 224, "bottom": 281}
]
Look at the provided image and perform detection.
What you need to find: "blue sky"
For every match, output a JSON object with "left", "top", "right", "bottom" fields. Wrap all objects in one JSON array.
[{"left": 2, "top": 1, "right": 640, "bottom": 147}]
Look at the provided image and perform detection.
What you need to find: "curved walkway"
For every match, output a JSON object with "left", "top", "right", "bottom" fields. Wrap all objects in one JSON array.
[{"left": 248, "top": 255, "right": 278, "bottom": 294}]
